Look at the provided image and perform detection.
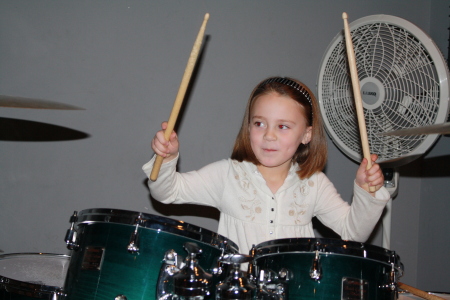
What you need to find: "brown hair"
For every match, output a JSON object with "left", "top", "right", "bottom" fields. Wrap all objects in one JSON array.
[{"left": 231, "top": 76, "right": 327, "bottom": 179}]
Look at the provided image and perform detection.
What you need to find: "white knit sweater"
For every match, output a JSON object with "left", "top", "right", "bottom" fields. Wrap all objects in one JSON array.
[{"left": 143, "top": 154, "right": 390, "bottom": 255}]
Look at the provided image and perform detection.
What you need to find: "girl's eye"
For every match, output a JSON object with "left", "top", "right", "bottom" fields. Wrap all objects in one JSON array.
[
  {"left": 279, "top": 125, "right": 289, "bottom": 129},
  {"left": 254, "top": 121, "right": 263, "bottom": 127}
]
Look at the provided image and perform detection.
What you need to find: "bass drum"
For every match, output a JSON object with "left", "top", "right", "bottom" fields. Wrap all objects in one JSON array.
[
  {"left": 252, "top": 238, "right": 403, "bottom": 300},
  {"left": 0, "top": 253, "right": 69, "bottom": 299},
  {"left": 63, "top": 208, "right": 239, "bottom": 300}
]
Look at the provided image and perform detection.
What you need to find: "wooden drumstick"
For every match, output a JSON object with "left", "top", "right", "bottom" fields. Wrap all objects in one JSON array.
[
  {"left": 342, "top": 12, "right": 375, "bottom": 192},
  {"left": 150, "top": 13, "right": 210, "bottom": 181},
  {"left": 398, "top": 282, "right": 447, "bottom": 300}
]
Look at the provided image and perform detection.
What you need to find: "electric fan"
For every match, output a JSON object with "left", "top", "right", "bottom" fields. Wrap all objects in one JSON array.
[{"left": 317, "top": 14, "right": 450, "bottom": 248}]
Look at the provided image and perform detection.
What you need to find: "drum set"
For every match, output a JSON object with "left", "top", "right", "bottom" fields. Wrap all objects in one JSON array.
[
  {"left": 1, "top": 208, "right": 448, "bottom": 300},
  {"left": 2, "top": 11, "right": 450, "bottom": 299}
]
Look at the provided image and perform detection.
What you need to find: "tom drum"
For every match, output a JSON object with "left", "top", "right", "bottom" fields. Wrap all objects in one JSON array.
[
  {"left": 63, "top": 208, "right": 239, "bottom": 300},
  {"left": 252, "top": 238, "right": 403, "bottom": 300}
]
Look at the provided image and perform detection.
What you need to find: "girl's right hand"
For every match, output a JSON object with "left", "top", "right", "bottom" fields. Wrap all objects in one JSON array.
[{"left": 151, "top": 121, "right": 179, "bottom": 163}]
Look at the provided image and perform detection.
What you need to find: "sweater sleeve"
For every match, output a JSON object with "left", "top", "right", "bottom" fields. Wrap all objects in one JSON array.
[
  {"left": 314, "top": 173, "right": 390, "bottom": 242},
  {"left": 142, "top": 154, "right": 228, "bottom": 209}
]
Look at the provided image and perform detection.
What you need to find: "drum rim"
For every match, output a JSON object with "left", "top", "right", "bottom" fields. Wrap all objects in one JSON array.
[
  {"left": 0, "top": 276, "right": 64, "bottom": 296},
  {"left": 74, "top": 208, "right": 239, "bottom": 253},
  {"left": 399, "top": 291, "right": 450, "bottom": 299},
  {"left": 0, "top": 252, "right": 70, "bottom": 260},
  {"left": 399, "top": 291, "right": 450, "bottom": 295},
  {"left": 254, "top": 238, "right": 402, "bottom": 270}
]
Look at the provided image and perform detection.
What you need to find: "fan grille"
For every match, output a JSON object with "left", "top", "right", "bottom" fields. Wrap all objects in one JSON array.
[{"left": 319, "top": 15, "right": 448, "bottom": 164}]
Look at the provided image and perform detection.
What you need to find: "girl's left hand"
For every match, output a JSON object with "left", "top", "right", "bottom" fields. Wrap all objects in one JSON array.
[{"left": 355, "top": 154, "right": 384, "bottom": 195}]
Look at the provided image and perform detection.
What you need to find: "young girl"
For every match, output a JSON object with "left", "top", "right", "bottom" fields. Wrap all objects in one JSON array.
[{"left": 142, "top": 76, "right": 389, "bottom": 255}]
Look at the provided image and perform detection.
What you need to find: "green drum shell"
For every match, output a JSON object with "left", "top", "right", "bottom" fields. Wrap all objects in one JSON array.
[
  {"left": 253, "top": 238, "right": 403, "bottom": 300},
  {"left": 64, "top": 208, "right": 238, "bottom": 300}
]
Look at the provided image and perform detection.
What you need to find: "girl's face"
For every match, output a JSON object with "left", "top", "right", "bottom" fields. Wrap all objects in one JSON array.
[{"left": 249, "top": 92, "right": 312, "bottom": 173}]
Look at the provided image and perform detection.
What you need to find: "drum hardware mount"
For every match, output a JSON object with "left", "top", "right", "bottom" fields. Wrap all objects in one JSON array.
[
  {"left": 211, "top": 247, "right": 228, "bottom": 277},
  {"left": 309, "top": 241, "right": 323, "bottom": 280},
  {"left": 65, "top": 211, "right": 79, "bottom": 250},
  {"left": 157, "top": 249, "right": 185, "bottom": 299},
  {"left": 52, "top": 289, "right": 68, "bottom": 300},
  {"left": 378, "top": 253, "right": 404, "bottom": 296},
  {"left": 247, "top": 244, "right": 257, "bottom": 282},
  {"left": 157, "top": 242, "right": 213, "bottom": 300},
  {"left": 378, "top": 262, "right": 401, "bottom": 294},
  {"left": 173, "top": 242, "right": 213, "bottom": 299},
  {"left": 127, "top": 214, "right": 143, "bottom": 254},
  {"left": 214, "top": 240, "right": 232, "bottom": 255},
  {"left": 389, "top": 262, "right": 398, "bottom": 291},
  {"left": 249, "top": 245, "right": 290, "bottom": 299},
  {"left": 215, "top": 254, "right": 257, "bottom": 299},
  {"left": 309, "top": 250, "right": 322, "bottom": 280},
  {"left": 255, "top": 269, "right": 289, "bottom": 300},
  {"left": 165, "top": 249, "right": 185, "bottom": 274},
  {"left": 114, "top": 295, "right": 128, "bottom": 300}
]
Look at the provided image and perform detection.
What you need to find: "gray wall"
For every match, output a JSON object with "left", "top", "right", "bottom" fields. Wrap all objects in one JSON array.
[{"left": 1, "top": 0, "right": 449, "bottom": 293}]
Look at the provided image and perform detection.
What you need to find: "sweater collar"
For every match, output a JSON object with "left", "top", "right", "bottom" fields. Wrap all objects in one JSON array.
[{"left": 240, "top": 160, "right": 300, "bottom": 193}]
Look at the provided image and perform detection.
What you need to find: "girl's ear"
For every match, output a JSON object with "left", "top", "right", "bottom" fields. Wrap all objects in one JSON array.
[{"left": 302, "top": 126, "right": 313, "bottom": 145}]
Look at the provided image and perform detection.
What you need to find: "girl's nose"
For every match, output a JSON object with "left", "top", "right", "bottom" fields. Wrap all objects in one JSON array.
[{"left": 264, "top": 128, "right": 277, "bottom": 141}]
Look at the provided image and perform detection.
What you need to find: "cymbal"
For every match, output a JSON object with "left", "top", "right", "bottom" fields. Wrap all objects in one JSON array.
[
  {"left": 379, "top": 122, "right": 450, "bottom": 136},
  {"left": 0, "top": 95, "right": 84, "bottom": 110}
]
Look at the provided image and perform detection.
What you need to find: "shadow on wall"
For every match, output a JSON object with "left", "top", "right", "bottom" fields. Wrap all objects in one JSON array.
[
  {"left": 397, "top": 152, "right": 450, "bottom": 178},
  {"left": 150, "top": 197, "right": 220, "bottom": 221},
  {"left": 420, "top": 154, "right": 450, "bottom": 177},
  {"left": 142, "top": 178, "right": 220, "bottom": 222},
  {"left": 0, "top": 117, "right": 89, "bottom": 141},
  {"left": 312, "top": 215, "right": 382, "bottom": 245}
]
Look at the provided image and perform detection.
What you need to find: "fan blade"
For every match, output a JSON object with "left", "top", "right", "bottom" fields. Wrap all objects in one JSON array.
[
  {"left": 379, "top": 123, "right": 450, "bottom": 136},
  {"left": 0, "top": 95, "right": 84, "bottom": 110}
]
